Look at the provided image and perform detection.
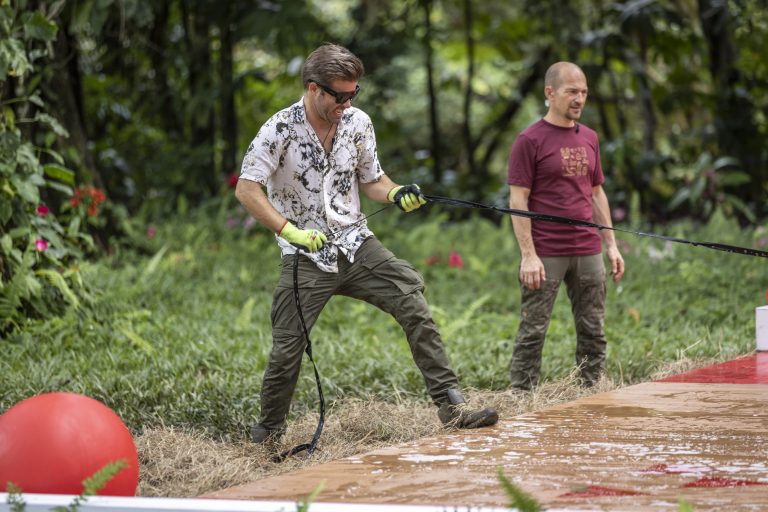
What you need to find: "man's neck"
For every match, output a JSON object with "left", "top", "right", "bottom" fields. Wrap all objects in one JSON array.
[
  {"left": 543, "top": 112, "right": 575, "bottom": 128},
  {"left": 303, "top": 97, "right": 334, "bottom": 132}
]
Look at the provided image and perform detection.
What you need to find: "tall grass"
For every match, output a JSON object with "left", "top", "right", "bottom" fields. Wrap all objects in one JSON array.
[{"left": 2, "top": 198, "right": 765, "bottom": 440}]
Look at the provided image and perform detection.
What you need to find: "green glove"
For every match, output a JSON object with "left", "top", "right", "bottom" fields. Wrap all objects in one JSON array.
[
  {"left": 279, "top": 221, "right": 327, "bottom": 252},
  {"left": 388, "top": 184, "right": 427, "bottom": 212}
]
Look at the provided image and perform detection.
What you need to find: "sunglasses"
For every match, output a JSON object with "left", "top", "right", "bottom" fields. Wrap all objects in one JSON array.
[{"left": 310, "top": 80, "right": 360, "bottom": 104}]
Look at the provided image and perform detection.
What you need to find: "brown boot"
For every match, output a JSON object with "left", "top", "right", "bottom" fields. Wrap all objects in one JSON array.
[{"left": 437, "top": 389, "right": 499, "bottom": 429}]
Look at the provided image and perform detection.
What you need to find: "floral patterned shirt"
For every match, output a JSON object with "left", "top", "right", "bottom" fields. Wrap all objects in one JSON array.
[{"left": 240, "top": 98, "right": 384, "bottom": 272}]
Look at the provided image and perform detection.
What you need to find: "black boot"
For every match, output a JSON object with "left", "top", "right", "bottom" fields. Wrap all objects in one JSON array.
[
  {"left": 437, "top": 389, "right": 499, "bottom": 429},
  {"left": 250, "top": 423, "right": 286, "bottom": 444}
]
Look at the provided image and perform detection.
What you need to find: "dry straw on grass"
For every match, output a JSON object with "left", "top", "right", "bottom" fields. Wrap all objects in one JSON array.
[{"left": 135, "top": 357, "right": 722, "bottom": 498}]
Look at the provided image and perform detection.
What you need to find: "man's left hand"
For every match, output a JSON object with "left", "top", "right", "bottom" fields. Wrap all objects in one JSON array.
[
  {"left": 388, "top": 184, "right": 427, "bottom": 212},
  {"left": 606, "top": 245, "right": 625, "bottom": 283}
]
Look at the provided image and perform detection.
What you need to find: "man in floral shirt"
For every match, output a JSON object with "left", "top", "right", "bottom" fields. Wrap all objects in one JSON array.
[{"left": 236, "top": 43, "right": 498, "bottom": 444}]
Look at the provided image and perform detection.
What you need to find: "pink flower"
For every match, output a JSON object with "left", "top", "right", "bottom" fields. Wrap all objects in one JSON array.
[
  {"left": 448, "top": 251, "right": 464, "bottom": 269},
  {"left": 612, "top": 207, "right": 626, "bottom": 222},
  {"left": 425, "top": 255, "right": 441, "bottom": 266},
  {"left": 146, "top": 226, "right": 157, "bottom": 238},
  {"left": 36, "top": 205, "right": 49, "bottom": 217},
  {"left": 227, "top": 173, "right": 239, "bottom": 188},
  {"left": 35, "top": 239, "right": 48, "bottom": 252}
]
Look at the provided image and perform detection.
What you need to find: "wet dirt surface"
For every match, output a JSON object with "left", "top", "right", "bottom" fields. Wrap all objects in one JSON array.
[{"left": 206, "top": 356, "right": 768, "bottom": 511}]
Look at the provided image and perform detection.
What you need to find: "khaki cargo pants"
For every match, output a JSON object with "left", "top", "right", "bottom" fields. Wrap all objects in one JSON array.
[
  {"left": 509, "top": 254, "right": 607, "bottom": 390},
  {"left": 259, "top": 237, "right": 460, "bottom": 430}
]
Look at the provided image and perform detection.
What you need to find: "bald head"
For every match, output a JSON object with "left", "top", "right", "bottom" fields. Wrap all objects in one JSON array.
[
  {"left": 544, "top": 62, "right": 586, "bottom": 90},
  {"left": 543, "top": 62, "right": 588, "bottom": 126}
]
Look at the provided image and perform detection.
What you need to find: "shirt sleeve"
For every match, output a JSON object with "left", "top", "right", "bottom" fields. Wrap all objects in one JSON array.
[
  {"left": 591, "top": 136, "right": 605, "bottom": 187},
  {"left": 239, "top": 115, "right": 283, "bottom": 185},
  {"left": 507, "top": 133, "right": 537, "bottom": 188},
  {"left": 355, "top": 116, "right": 384, "bottom": 184}
]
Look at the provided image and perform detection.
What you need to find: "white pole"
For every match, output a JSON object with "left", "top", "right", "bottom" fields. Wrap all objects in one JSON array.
[{"left": 757, "top": 305, "right": 768, "bottom": 351}]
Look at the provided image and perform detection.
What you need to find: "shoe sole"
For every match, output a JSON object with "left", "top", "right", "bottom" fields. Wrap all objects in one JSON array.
[{"left": 463, "top": 410, "right": 499, "bottom": 429}]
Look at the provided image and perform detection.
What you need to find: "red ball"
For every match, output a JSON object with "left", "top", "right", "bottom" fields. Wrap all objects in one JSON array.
[{"left": 0, "top": 392, "right": 139, "bottom": 496}]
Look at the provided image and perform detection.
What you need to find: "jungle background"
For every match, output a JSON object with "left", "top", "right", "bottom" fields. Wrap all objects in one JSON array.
[{"left": 2, "top": 0, "right": 768, "bottom": 498}]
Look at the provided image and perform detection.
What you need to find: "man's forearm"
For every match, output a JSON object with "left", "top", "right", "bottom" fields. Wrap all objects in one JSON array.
[
  {"left": 235, "top": 179, "right": 286, "bottom": 233},
  {"left": 511, "top": 217, "right": 537, "bottom": 258},
  {"left": 509, "top": 186, "right": 537, "bottom": 258},
  {"left": 592, "top": 186, "right": 617, "bottom": 249},
  {"left": 360, "top": 174, "right": 397, "bottom": 203}
]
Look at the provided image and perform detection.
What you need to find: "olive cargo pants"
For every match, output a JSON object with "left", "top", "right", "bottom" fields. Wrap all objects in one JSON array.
[
  {"left": 510, "top": 254, "right": 607, "bottom": 390},
  {"left": 259, "top": 237, "right": 460, "bottom": 430}
]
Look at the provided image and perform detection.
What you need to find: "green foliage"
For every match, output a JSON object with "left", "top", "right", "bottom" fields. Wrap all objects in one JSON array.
[
  {"left": 3, "top": 461, "right": 127, "bottom": 512},
  {"left": 1, "top": 206, "right": 764, "bottom": 438},
  {"left": 668, "top": 153, "right": 755, "bottom": 222},
  {"left": 51, "top": 460, "right": 127, "bottom": 512},
  {"left": 497, "top": 466, "right": 542, "bottom": 512},
  {"left": 296, "top": 481, "right": 325, "bottom": 512},
  {"left": 678, "top": 497, "right": 695, "bottom": 512},
  {"left": 0, "top": 2, "right": 95, "bottom": 333},
  {"left": 5, "top": 483, "right": 25, "bottom": 512}
]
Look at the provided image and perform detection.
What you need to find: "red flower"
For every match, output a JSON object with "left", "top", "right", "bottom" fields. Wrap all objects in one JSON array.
[
  {"left": 425, "top": 255, "right": 441, "bottom": 266},
  {"left": 36, "top": 205, "right": 49, "bottom": 217},
  {"left": 227, "top": 173, "right": 239, "bottom": 188},
  {"left": 35, "top": 239, "right": 48, "bottom": 252},
  {"left": 448, "top": 250, "right": 464, "bottom": 269},
  {"left": 70, "top": 186, "right": 107, "bottom": 217},
  {"left": 147, "top": 226, "right": 157, "bottom": 239}
]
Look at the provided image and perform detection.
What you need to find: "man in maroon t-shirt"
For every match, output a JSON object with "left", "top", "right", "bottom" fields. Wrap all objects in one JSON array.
[{"left": 507, "top": 61, "right": 625, "bottom": 390}]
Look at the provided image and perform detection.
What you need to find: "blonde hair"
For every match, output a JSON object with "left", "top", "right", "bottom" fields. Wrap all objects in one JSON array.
[{"left": 302, "top": 44, "right": 364, "bottom": 88}]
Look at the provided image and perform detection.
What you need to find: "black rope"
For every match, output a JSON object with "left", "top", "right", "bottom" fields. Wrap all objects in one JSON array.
[
  {"left": 327, "top": 204, "right": 394, "bottom": 241},
  {"left": 271, "top": 252, "right": 326, "bottom": 463},
  {"left": 424, "top": 194, "right": 768, "bottom": 259},
  {"left": 272, "top": 204, "right": 393, "bottom": 463}
]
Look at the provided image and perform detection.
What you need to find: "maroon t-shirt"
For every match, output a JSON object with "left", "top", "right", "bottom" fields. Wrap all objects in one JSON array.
[{"left": 507, "top": 119, "right": 604, "bottom": 256}]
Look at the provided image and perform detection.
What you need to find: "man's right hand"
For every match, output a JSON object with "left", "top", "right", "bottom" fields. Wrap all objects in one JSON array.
[
  {"left": 520, "top": 254, "right": 546, "bottom": 290},
  {"left": 279, "top": 222, "right": 327, "bottom": 252}
]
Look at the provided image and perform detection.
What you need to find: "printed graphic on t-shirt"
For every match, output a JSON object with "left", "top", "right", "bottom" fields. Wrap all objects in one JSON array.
[{"left": 560, "top": 146, "right": 589, "bottom": 177}]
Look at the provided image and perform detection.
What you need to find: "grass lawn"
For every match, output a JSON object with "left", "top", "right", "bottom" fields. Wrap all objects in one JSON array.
[{"left": 2, "top": 199, "right": 765, "bottom": 496}]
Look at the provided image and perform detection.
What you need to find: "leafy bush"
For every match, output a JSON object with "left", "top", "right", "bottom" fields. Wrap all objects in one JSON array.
[{"left": 0, "top": 4, "right": 93, "bottom": 333}]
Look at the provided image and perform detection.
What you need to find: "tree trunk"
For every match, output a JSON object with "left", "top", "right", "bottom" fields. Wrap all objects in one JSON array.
[
  {"left": 49, "top": 22, "right": 103, "bottom": 190},
  {"left": 181, "top": 0, "right": 216, "bottom": 198},
  {"left": 149, "top": 0, "right": 182, "bottom": 137},
  {"left": 462, "top": 0, "right": 479, "bottom": 197},
  {"left": 698, "top": 0, "right": 764, "bottom": 209},
  {"left": 219, "top": 6, "right": 237, "bottom": 179},
  {"left": 421, "top": 0, "right": 442, "bottom": 184}
]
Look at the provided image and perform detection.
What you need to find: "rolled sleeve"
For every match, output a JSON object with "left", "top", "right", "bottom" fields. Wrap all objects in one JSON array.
[
  {"left": 240, "top": 117, "right": 284, "bottom": 184},
  {"left": 355, "top": 117, "right": 384, "bottom": 184}
]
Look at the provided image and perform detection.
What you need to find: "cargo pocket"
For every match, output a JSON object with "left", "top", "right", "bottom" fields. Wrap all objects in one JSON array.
[
  {"left": 276, "top": 255, "right": 319, "bottom": 290},
  {"left": 358, "top": 246, "right": 425, "bottom": 295}
]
